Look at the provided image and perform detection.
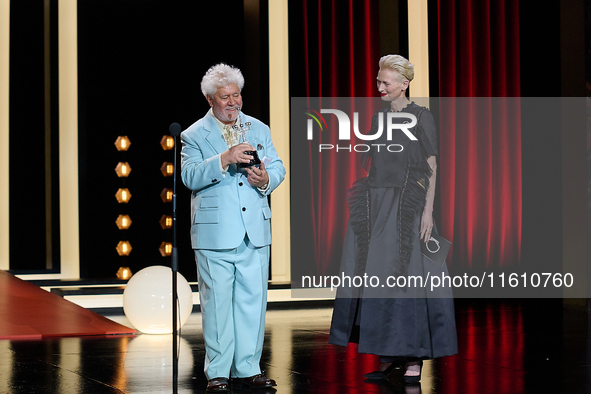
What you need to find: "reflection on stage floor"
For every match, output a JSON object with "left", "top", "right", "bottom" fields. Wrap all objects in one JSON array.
[{"left": 1, "top": 299, "right": 590, "bottom": 393}]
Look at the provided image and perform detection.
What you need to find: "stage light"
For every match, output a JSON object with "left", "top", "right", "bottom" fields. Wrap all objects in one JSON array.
[
  {"left": 115, "top": 162, "right": 132, "bottom": 177},
  {"left": 159, "top": 242, "right": 173, "bottom": 257},
  {"left": 160, "top": 162, "right": 174, "bottom": 177},
  {"left": 116, "top": 241, "right": 132, "bottom": 256},
  {"left": 116, "top": 266, "right": 133, "bottom": 280},
  {"left": 115, "top": 214, "right": 132, "bottom": 230},
  {"left": 160, "top": 135, "right": 174, "bottom": 151},
  {"left": 115, "top": 136, "right": 131, "bottom": 151},
  {"left": 115, "top": 188, "right": 132, "bottom": 203},
  {"left": 159, "top": 215, "right": 173, "bottom": 229},
  {"left": 160, "top": 188, "right": 173, "bottom": 203}
]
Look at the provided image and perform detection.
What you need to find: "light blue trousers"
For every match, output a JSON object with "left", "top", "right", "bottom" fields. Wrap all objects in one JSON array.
[{"left": 195, "top": 236, "right": 269, "bottom": 380}]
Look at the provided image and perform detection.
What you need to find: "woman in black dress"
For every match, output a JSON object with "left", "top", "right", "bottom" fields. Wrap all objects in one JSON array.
[{"left": 328, "top": 55, "right": 457, "bottom": 382}]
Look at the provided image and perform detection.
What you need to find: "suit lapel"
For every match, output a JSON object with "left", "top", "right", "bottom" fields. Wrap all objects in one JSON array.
[{"left": 204, "top": 114, "right": 230, "bottom": 154}]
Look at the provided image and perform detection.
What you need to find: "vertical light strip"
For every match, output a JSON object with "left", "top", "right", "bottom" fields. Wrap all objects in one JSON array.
[
  {"left": 0, "top": 0, "right": 9, "bottom": 271},
  {"left": 408, "top": 0, "right": 430, "bottom": 98},
  {"left": 58, "top": 339, "right": 81, "bottom": 392},
  {"left": 267, "top": 314, "right": 293, "bottom": 387},
  {"left": 268, "top": 0, "right": 291, "bottom": 282},
  {"left": 0, "top": 341, "right": 12, "bottom": 390},
  {"left": 59, "top": 0, "right": 79, "bottom": 278}
]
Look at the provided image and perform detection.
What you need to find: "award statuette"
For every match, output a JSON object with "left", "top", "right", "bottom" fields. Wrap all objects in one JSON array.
[{"left": 233, "top": 120, "right": 261, "bottom": 168}]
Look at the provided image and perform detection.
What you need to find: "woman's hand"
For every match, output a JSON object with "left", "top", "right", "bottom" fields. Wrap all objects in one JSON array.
[
  {"left": 419, "top": 210, "right": 433, "bottom": 243},
  {"left": 421, "top": 155, "right": 437, "bottom": 243}
]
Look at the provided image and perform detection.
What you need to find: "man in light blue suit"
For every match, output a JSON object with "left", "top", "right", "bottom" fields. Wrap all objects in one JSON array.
[{"left": 180, "top": 63, "right": 285, "bottom": 392}]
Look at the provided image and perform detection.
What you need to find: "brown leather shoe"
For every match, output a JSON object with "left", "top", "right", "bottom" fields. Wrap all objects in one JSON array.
[
  {"left": 206, "top": 377, "right": 229, "bottom": 392},
  {"left": 234, "top": 373, "right": 277, "bottom": 388}
]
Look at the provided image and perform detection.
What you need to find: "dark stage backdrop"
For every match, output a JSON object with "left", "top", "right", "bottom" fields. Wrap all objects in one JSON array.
[
  {"left": 9, "top": 0, "right": 60, "bottom": 272},
  {"left": 77, "top": 0, "right": 269, "bottom": 280},
  {"left": 518, "top": 1, "right": 564, "bottom": 275}
]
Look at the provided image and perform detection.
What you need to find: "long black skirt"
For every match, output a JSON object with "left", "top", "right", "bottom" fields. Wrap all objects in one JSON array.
[{"left": 328, "top": 187, "right": 458, "bottom": 359}]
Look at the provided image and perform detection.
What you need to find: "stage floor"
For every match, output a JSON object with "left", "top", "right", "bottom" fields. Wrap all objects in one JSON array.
[{"left": 1, "top": 299, "right": 589, "bottom": 393}]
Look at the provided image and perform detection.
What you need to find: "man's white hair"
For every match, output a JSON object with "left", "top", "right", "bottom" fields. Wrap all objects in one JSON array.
[{"left": 201, "top": 63, "right": 245, "bottom": 98}]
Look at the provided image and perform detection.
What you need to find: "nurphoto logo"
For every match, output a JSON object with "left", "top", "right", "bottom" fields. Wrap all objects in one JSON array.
[{"left": 304, "top": 107, "right": 418, "bottom": 153}]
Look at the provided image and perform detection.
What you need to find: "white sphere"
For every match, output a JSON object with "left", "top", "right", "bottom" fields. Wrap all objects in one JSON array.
[{"left": 123, "top": 265, "right": 193, "bottom": 334}]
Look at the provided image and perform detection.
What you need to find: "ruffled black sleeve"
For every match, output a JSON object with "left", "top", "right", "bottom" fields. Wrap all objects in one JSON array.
[{"left": 417, "top": 109, "right": 438, "bottom": 157}]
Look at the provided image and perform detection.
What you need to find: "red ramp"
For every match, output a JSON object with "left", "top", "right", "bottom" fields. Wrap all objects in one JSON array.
[{"left": 0, "top": 270, "right": 136, "bottom": 340}]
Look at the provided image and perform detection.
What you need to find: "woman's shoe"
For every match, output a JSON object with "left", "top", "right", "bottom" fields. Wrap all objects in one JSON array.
[
  {"left": 403, "top": 360, "right": 423, "bottom": 383},
  {"left": 364, "top": 362, "right": 398, "bottom": 379}
]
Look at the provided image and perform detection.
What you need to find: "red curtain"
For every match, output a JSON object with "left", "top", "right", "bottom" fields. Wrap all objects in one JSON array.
[
  {"left": 293, "top": 0, "right": 522, "bottom": 276},
  {"left": 296, "top": 0, "right": 381, "bottom": 276},
  {"left": 437, "top": 0, "right": 522, "bottom": 268},
  {"left": 301, "top": 0, "right": 380, "bottom": 97}
]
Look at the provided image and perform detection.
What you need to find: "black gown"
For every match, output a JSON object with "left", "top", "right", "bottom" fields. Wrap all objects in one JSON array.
[{"left": 328, "top": 103, "right": 458, "bottom": 359}]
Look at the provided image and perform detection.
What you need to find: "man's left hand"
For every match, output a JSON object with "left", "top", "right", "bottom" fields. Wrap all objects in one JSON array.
[{"left": 245, "top": 162, "right": 269, "bottom": 187}]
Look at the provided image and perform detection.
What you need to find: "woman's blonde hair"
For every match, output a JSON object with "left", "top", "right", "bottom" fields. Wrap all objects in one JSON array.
[{"left": 378, "top": 55, "right": 414, "bottom": 82}]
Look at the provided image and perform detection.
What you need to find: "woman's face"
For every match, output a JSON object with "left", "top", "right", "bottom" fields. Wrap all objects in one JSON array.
[{"left": 376, "top": 68, "right": 408, "bottom": 100}]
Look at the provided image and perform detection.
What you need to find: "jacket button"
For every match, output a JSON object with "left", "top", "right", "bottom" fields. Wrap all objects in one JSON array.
[
  {"left": 242, "top": 207, "right": 246, "bottom": 211},
  {"left": 239, "top": 182, "right": 243, "bottom": 186}
]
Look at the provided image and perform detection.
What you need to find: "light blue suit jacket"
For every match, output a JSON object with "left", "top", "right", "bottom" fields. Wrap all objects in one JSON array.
[{"left": 180, "top": 111, "right": 285, "bottom": 250}]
